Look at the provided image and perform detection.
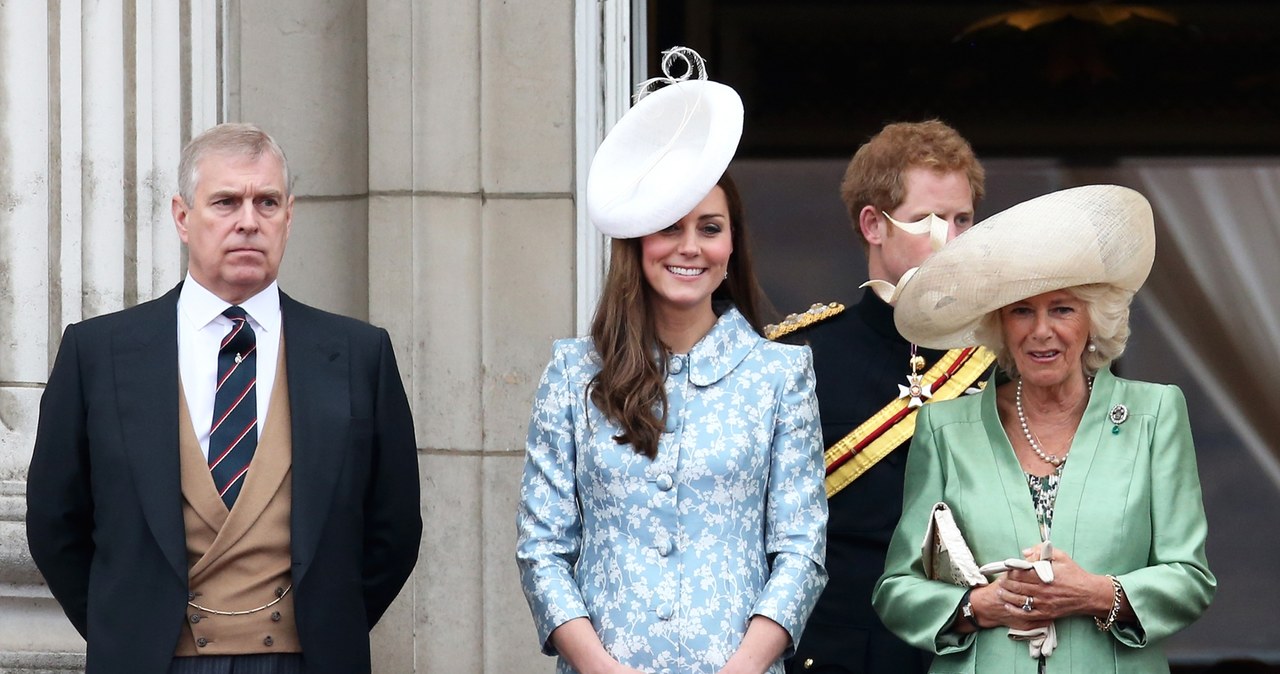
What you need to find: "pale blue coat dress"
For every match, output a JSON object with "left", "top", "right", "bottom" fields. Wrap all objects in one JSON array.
[{"left": 516, "top": 308, "right": 829, "bottom": 674}]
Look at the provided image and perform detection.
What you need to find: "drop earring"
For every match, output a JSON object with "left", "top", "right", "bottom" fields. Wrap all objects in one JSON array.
[{"left": 1087, "top": 340, "right": 1097, "bottom": 353}]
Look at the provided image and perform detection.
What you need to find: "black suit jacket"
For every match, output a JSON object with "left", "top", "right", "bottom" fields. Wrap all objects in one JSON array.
[
  {"left": 785, "top": 290, "right": 938, "bottom": 674},
  {"left": 25, "top": 284, "right": 423, "bottom": 674}
]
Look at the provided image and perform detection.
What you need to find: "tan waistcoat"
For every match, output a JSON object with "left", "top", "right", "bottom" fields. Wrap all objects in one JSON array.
[{"left": 175, "top": 344, "right": 302, "bottom": 656}]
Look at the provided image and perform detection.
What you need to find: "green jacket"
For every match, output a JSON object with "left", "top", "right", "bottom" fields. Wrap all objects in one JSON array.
[{"left": 873, "top": 368, "right": 1215, "bottom": 673}]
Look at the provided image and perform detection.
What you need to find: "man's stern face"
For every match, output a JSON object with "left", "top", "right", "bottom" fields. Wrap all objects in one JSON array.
[{"left": 173, "top": 152, "right": 293, "bottom": 304}]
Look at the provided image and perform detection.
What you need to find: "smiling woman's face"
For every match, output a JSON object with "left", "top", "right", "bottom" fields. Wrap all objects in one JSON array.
[
  {"left": 1000, "top": 289, "right": 1092, "bottom": 389},
  {"left": 640, "top": 185, "right": 733, "bottom": 317}
]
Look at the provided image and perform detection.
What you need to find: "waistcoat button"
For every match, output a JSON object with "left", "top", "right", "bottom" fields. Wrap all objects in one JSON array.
[
  {"left": 271, "top": 611, "right": 282, "bottom": 622},
  {"left": 189, "top": 614, "right": 201, "bottom": 624},
  {"left": 264, "top": 636, "right": 274, "bottom": 647},
  {"left": 196, "top": 638, "right": 208, "bottom": 648}
]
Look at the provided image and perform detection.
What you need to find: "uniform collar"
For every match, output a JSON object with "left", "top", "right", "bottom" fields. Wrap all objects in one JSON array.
[
  {"left": 686, "top": 306, "right": 760, "bottom": 386},
  {"left": 854, "top": 286, "right": 903, "bottom": 343}
]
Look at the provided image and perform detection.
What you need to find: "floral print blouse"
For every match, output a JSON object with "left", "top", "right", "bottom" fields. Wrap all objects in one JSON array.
[
  {"left": 516, "top": 308, "right": 829, "bottom": 674},
  {"left": 1025, "top": 463, "right": 1064, "bottom": 542}
]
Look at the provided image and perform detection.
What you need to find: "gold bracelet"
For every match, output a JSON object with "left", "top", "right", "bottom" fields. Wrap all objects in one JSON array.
[{"left": 1094, "top": 575, "right": 1124, "bottom": 631}]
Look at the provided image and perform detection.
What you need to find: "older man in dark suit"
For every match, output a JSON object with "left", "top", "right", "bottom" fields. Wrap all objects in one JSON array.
[{"left": 26, "top": 123, "right": 422, "bottom": 674}]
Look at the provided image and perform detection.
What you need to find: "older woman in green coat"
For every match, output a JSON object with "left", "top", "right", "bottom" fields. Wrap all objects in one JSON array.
[{"left": 873, "top": 185, "right": 1215, "bottom": 673}]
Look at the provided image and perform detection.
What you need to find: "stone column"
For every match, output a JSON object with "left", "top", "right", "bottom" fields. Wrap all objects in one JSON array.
[
  {"left": 232, "top": 1, "right": 372, "bottom": 321},
  {"left": 2, "top": 0, "right": 621, "bottom": 669},
  {"left": 0, "top": 1, "right": 213, "bottom": 671},
  {"left": 364, "top": 0, "right": 577, "bottom": 670}
]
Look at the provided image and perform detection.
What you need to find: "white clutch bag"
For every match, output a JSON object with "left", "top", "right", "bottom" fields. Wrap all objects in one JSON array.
[
  {"left": 921, "top": 502, "right": 988, "bottom": 587},
  {"left": 921, "top": 508, "right": 1061, "bottom": 661}
]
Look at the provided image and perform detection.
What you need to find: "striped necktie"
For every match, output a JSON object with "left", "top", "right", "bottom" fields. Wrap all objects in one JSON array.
[{"left": 209, "top": 306, "right": 258, "bottom": 508}]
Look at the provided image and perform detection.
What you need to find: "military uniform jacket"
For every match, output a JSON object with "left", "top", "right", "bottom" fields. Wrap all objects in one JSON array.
[{"left": 785, "top": 289, "right": 944, "bottom": 674}]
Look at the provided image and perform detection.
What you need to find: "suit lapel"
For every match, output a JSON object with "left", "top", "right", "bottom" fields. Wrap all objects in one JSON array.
[
  {"left": 979, "top": 381, "right": 1044, "bottom": 554},
  {"left": 113, "top": 285, "right": 188, "bottom": 583},
  {"left": 177, "top": 385, "right": 230, "bottom": 535},
  {"left": 280, "top": 293, "right": 350, "bottom": 586},
  {"left": 179, "top": 350, "right": 295, "bottom": 580},
  {"left": 1050, "top": 367, "right": 1117, "bottom": 556}
]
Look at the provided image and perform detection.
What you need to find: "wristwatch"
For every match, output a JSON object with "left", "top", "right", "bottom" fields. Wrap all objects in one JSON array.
[{"left": 960, "top": 588, "right": 981, "bottom": 629}]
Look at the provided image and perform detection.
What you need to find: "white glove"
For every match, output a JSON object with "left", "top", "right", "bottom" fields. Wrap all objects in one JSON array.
[
  {"left": 981, "top": 541, "right": 1057, "bottom": 659},
  {"left": 978, "top": 555, "right": 1054, "bottom": 583},
  {"left": 1007, "top": 622, "right": 1057, "bottom": 658}
]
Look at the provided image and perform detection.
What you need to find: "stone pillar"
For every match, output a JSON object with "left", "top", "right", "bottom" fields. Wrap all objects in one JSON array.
[
  {"left": 364, "top": 0, "right": 579, "bottom": 669},
  {"left": 232, "top": 1, "right": 372, "bottom": 321},
  {"left": 0, "top": 1, "right": 215, "bottom": 671},
  {"left": 3, "top": 0, "right": 623, "bottom": 670}
]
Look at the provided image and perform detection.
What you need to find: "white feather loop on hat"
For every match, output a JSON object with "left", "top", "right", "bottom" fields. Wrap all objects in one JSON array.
[
  {"left": 892, "top": 184, "right": 1156, "bottom": 349},
  {"left": 586, "top": 47, "right": 744, "bottom": 239}
]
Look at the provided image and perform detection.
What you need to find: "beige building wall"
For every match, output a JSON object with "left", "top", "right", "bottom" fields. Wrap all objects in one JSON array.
[{"left": 0, "top": 0, "right": 616, "bottom": 671}]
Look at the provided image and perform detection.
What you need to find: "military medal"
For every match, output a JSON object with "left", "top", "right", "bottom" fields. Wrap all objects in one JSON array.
[{"left": 897, "top": 346, "right": 933, "bottom": 409}]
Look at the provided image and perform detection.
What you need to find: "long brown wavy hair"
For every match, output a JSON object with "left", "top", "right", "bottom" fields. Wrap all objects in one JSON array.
[{"left": 588, "top": 172, "right": 770, "bottom": 459}]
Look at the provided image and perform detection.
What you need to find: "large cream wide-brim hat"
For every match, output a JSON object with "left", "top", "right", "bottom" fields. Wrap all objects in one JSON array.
[
  {"left": 893, "top": 184, "right": 1156, "bottom": 349},
  {"left": 586, "top": 79, "right": 744, "bottom": 239}
]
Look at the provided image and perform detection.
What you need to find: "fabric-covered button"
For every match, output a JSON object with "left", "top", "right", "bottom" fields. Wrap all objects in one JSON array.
[
  {"left": 656, "top": 538, "right": 672, "bottom": 556},
  {"left": 669, "top": 356, "right": 684, "bottom": 374},
  {"left": 656, "top": 603, "right": 673, "bottom": 620},
  {"left": 656, "top": 473, "right": 674, "bottom": 491}
]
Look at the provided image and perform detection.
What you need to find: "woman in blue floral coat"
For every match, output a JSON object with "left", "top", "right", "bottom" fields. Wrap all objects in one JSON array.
[{"left": 516, "top": 170, "right": 829, "bottom": 674}]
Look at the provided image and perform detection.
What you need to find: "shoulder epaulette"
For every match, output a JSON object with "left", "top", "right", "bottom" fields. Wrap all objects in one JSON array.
[{"left": 765, "top": 302, "right": 846, "bottom": 341}]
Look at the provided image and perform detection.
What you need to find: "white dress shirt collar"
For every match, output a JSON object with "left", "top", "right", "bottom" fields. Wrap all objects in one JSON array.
[{"left": 179, "top": 275, "right": 282, "bottom": 334}]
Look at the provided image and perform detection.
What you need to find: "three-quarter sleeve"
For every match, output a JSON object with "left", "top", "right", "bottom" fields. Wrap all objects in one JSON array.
[
  {"left": 872, "top": 403, "right": 973, "bottom": 655},
  {"left": 515, "top": 341, "right": 591, "bottom": 654},
  {"left": 1110, "top": 384, "right": 1216, "bottom": 647},
  {"left": 750, "top": 346, "right": 830, "bottom": 653}
]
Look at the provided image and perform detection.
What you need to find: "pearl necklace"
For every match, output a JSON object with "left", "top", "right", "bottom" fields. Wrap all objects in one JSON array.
[{"left": 1015, "top": 376, "right": 1093, "bottom": 466}]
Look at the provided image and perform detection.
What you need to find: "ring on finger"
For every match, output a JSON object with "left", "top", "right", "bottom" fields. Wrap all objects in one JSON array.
[{"left": 1021, "top": 595, "right": 1034, "bottom": 612}]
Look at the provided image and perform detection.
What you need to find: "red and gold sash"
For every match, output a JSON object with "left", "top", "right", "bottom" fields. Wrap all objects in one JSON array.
[{"left": 824, "top": 346, "right": 994, "bottom": 497}]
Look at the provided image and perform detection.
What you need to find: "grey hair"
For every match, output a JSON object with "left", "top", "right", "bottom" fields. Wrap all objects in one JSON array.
[
  {"left": 974, "top": 283, "right": 1134, "bottom": 378},
  {"left": 177, "top": 123, "right": 291, "bottom": 205}
]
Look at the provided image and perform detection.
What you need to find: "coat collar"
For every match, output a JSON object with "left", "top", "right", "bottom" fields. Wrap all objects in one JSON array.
[
  {"left": 278, "top": 293, "right": 350, "bottom": 587},
  {"left": 113, "top": 285, "right": 187, "bottom": 582},
  {"left": 854, "top": 287, "right": 903, "bottom": 343},
  {"left": 687, "top": 306, "right": 761, "bottom": 387},
  {"left": 1047, "top": 366, "right": 1117, "bottom": 556},
  {"left": 979, "top": 366, "right": 1119, "bottom": 555}
]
